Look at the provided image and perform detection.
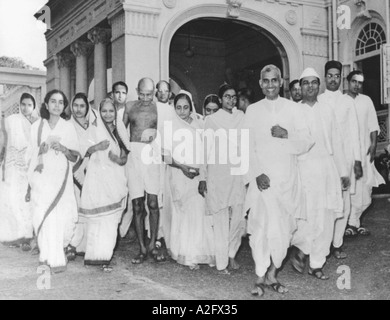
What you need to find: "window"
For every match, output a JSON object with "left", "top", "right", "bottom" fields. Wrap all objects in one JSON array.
[{"left": 355, "top": 23, "right": 386, "bottom": 57}]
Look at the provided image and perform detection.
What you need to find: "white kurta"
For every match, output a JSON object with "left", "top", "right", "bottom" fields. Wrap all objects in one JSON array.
[
  {"left": 292, "top": 101, "right": 347, "bottom": 269},
  {"left": 347, "top": 94, "right": 385, "bottom": 228},
  {"left": 202, "top": 108, "right": 247, "bottom": 271},
  {"left": 28, "top": 118, "right": 80, "bottom": 269},
  {"left": 244, "top": 97, "right": 313, "bottom": 277},
  {"left": 318, "top": 90, "right": 361, "bottom": 248},
  {"left": 0, "top": 114, "right": 37, "bottom": 243}
]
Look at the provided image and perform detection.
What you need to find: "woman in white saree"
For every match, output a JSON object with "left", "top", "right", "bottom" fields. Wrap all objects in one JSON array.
[
  {"left": 163, "top": 91, "right": 215, "bottom": 270},
  {"left": 0, "top": 93, "right": 39, "bottom": 250},
  {"left": 28, "top": 90, "right": 80, "bottom": 274},
  {"left": 79, "top": 98, "right": 128, "bottom": 272},
  {"left": 67, "top": 93, "right": 98, "bottom": 259}
]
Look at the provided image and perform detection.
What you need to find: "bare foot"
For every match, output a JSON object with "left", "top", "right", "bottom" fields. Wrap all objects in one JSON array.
[{"left": 229, "top": 257, "right": 240, "bottom": 270}]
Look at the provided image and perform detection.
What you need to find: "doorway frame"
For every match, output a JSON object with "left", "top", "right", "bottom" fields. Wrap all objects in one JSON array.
[{"left": 159, "top": 4, "right": 302, "bottom": 92}]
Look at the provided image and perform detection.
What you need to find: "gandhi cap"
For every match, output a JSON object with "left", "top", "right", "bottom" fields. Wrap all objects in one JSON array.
[{"left": 300, "top": 68, "right": 320, "bottom": 80}]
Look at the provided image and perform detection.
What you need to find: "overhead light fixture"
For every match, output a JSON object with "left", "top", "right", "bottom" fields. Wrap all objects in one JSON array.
[{"left": 184, "top": 25, "right": 194, "bottom": 58}]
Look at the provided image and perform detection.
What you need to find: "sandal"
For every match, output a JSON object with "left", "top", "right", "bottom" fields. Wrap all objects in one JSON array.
[
  {"left": 251, "top": 283, "right": 266, "bottom": 297},
  {"left": 291, "top": 249, "right": 306, "bottom": 274},
  {"left": 332, "top": 247, "right": 347, "bottom": 260},
  {"left": 65, "top": 245, "right": 77, "bottom": 262},
  {"left": 357, "top": 226, "right": 370, "bottom": 236},
  {"left": 21, "top": 243, "right": 32, "bottom": 252},
  {"left": 131, "top": 252, "right": 147, "bottom": 265},
  {"left": 308, "top": 268, "right": 329, "bottom": 281},
  {"left": 266, "top": 282, "right": 289, "bottom": 294},
  {"left": 344, "top": 225, "right": 358, "bottom": 237},
  {"left": 149, "top": 248, "right": 167, "bottom": 263},
  {"left": 102, "top": 265, "right": 113, "bottom": 273}
]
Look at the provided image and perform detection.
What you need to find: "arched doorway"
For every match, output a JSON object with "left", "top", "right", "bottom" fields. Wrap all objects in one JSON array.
[
  {"left": 159, "top": 5, "right": 301, "bottom": 114},
  {"left": 169, "top": 18, "right": 287, "bottom": 112}
]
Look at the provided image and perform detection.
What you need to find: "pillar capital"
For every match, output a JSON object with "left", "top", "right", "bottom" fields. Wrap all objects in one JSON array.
[
  {"left": 70, "top": 41, "right": 93, "bottom": 58},
  {"left": 88, "top": 28, "right": 111, "bottom": 45},
  {"left": 57, "top": 52, "right": 74, "bottom": 69}
]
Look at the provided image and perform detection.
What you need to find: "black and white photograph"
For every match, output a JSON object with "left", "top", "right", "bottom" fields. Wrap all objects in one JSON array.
[{"left": 0, "top": 0, "right": 389, "bottom": 302}]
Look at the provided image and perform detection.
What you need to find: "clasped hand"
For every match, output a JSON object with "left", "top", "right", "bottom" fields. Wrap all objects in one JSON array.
[{"left": 271, "top": 125, "right": 288, "bottom": 139}]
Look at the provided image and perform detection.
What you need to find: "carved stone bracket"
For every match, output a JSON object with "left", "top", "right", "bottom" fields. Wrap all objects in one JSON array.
[
  {"left": 70, "top": 41, "right": 93, "bottom": 57},
  {"left": 57, "top": 52, "right": 75, "bottom": 69},
  {"left": 88, "top": 28, "right": 111, "bottom": 45},
  {"left": 123, "top": 2, "right": 161, "bottom": 38},
  {"left": 227, "top": 0, "right": 245, "bottom": 19}
]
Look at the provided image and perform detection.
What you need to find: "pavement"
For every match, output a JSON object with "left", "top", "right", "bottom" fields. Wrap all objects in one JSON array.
[{"left": 0, "top": 197, "right": 389, "bottom": 300}]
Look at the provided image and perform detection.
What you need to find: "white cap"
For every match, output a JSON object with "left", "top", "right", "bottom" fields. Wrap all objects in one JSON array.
[{"left": 300, "top": 67, "right": 320, "bottom": 80}]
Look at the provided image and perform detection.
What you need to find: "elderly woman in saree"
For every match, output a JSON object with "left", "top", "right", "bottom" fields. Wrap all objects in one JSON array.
[
  {"left": 163, "top": 91, "right": 215, "bottom": 270},
  {"left": 65, "top": 93, "right": 99, "bottom": 260},
  {"left": 0, "top": 93, "right": 39, "bottom": 250},
  {"left": 79, "top": 98, "right": 128, "bottom": 272},
  {"left": 28, "top": 90, "right": 80, "bottom": 274}
]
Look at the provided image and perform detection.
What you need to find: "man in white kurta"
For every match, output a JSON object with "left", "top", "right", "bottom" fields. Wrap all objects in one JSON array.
[
  {"left": 344, "top": 71, "right": 385, "bottom": 235},
  {"left": 199, "top": 85, "right": 246, "bottom": 273},
  {"left": 318, "top": 61, "right": 363, "bottom": 259},
  {"left": 244, "top": 65, "right": 313, "bottom": 297},
  {"left": 292, "top": 68, "right": 349, "bottom": 281}
]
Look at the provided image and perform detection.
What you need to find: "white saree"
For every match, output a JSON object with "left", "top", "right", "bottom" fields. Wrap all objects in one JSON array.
[
  {"left": 79, "top": 115, "right": 128, "bottom": 265},
  {"left": 164, "top": 112, "right": 215, "bottom": 267},
  {"left": 28, "top": 118, "right": 80, "bottom": 270},
  {"left": 0, "top": 113, "right": 38, "bottom": 243}
]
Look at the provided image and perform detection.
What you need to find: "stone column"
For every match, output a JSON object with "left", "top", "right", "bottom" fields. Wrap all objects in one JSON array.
[
  {"left": 70, "top": 41, "right": 92, "bottom": 94},
  {"left": 108, "top": 3, "right": 161, "bottom": 101},
  {"left": 88, "top": 28, "right": 110, "bottom": 107},
  {"left": 57, "top": 52, "right": 74, "bottom": 101}
]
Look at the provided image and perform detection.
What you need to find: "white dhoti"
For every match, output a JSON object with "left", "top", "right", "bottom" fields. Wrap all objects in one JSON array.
[{"left": 127, "top": 142, "right": 160, "bottom": 200}]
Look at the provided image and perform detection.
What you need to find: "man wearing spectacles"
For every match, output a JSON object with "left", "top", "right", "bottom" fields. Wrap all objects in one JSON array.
[
  {"left": 318, "top": 61, "right": 363, "bottom": 260},
  {"left": 291, "top": 67, "right": 350, "bottom": 281}
]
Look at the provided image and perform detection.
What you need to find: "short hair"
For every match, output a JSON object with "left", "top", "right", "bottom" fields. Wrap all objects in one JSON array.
[
  {"left": 260, "top": 65, "right": 282, "bottom": 81},
  {"left": 40, "top": 89, "right": 69, "bottom": 120},
  {"left": 237, "top": 88, "right": 255, "bottom": 104},
  {"left": 288, "top": 80, "right": 300, "bottom": 92},
  {"left": 72, "top": 92, "right": 90, "bottom": 116},
  {"left": 174, "top": 93, "right": 193, "bottom": 112},
  {"left": 20, "top": 93, "right": 36, "bottom": 109},
  {"left": 156, "top": 80, "right": 171, "bottom": 92},
  {"left": 112, "top": 81, "right": 128, "bottom": 94},
  {"left": 218, "top": 83, "right": 236, "bottom": 99},
  {"left": 203, "top": 94, "right": 221, "bottom": 109},
  {"left": 347, "top": 70, "right": 364, "bottom": 82}
]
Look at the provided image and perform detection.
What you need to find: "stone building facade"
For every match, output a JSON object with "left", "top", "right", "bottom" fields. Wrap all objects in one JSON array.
[{"left": 37, "top": 0, "right": 390, "bottom": 150}]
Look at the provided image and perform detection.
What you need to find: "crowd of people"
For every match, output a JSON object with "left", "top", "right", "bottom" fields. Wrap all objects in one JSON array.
[{"left": 0, "top": 60, "right": 386, "bottom": 297}]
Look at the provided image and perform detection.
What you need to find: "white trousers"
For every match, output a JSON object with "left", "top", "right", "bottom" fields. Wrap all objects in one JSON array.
[{"left": 213, "top": 205, "right": 245, "bottom": 271}]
